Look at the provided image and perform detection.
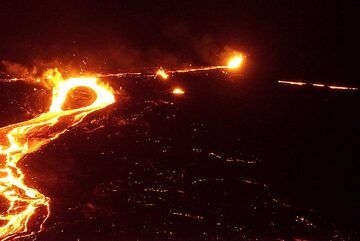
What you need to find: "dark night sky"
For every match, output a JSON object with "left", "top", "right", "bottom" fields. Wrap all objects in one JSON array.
[
  {"left": 0, "top": 1, "right": 360, "bottom": 240},
  {"left": 0, "top": 1, "right": 359, "bottom": 82}
]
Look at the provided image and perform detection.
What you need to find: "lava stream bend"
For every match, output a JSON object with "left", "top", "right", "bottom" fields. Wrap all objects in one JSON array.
[{"left": 0, "top": 76, "right": 115, "bottom": 240}]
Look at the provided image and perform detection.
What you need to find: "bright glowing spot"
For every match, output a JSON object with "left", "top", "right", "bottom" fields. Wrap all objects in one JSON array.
[
  {"left": 172, "top": 88, "right": 185, "bottom": 95},
  {"left": 227, "top": 55, "right": 244, "bottom": 69},
  {"left": 156, "top": 68, "right": 169, "bottom": 79},
  {"left": 312, "top": 83, "right": 325, "bottom": 87}
]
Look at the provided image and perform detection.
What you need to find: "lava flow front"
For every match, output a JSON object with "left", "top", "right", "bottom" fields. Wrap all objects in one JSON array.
[{"left": 0, "top": 72, "right": 115, "bottom": 240}]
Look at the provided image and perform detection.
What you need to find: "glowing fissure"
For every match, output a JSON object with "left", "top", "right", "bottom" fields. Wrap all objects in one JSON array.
[
  {"left": 1, "top": 55, "right": 245, "bottom": 84},
  {"left": 278, "top": 80, "right": 358, "bottom": 91},
  {"left": 0, "top": 73, "right": 115, "bottom": 240}
]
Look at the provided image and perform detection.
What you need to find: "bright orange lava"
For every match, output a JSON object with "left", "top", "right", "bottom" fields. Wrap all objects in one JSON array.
[
  {"left": 168, "top": 54, "right": 244, "bottom": 74},
  {"left": 0, "top": 71, "right": 115, "bottom": 240},
  {"left": 227, "top": 55, "right": 244, "bottom": 69},
  {"left": 156, "top": 68, "right": 169, "bottom": 79}
]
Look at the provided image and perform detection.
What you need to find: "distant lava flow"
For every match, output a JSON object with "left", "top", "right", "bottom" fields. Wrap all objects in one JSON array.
[
  {"left": 278, "top": 80, "right": 358, "bottom": 91},
  {"left": 0, "top": 73, "right": 115, "bottom": 240},
  {"left": 0, "top": 54, "right": 245, "bottom": 82},
  {"left": 97, "top": 54, "right": 245, "bottom": 79}
]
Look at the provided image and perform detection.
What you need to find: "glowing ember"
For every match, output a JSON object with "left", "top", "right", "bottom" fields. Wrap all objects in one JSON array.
[
  {"left": 227, "top": 55, "right": 244, "bottom": 69},
  {"left": 156, "top": 68, "right": 169, "bottom": 79},
  {"left": 172, "top": 88, "right": 185, "bottom": 95},
  {"left": 0, "top": 71, "right": 115, "bottom": 240}
]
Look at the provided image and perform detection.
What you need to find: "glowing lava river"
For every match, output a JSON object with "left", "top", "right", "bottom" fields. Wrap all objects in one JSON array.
[{"left": 0, "top": 73, "right": 115, "bottom": 240}]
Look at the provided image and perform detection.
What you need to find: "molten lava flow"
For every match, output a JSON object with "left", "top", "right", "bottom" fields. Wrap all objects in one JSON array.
[
  {"left": 1, "top": 53, "right": 245, "bottom": 84},
  {"left": 96, "top": 53, "right": 246, "bottom": 79},
  {"left": 278, "top": 80, "right": 358, "bottom": 91},
  {"left": 278, "top": 80, "right": 307, "bottom": 86},
  {"left": 311, "top": 83, "right": 325, "bottom": 87},
  {"left": 168, "top": 54, "right": 244, "bottom": 74},
  {"left": 328, "top": 85, "right": 358, "bottom": 90},
  {"left": 0, "top": 74, "right": 115, "bottom": 240}
]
